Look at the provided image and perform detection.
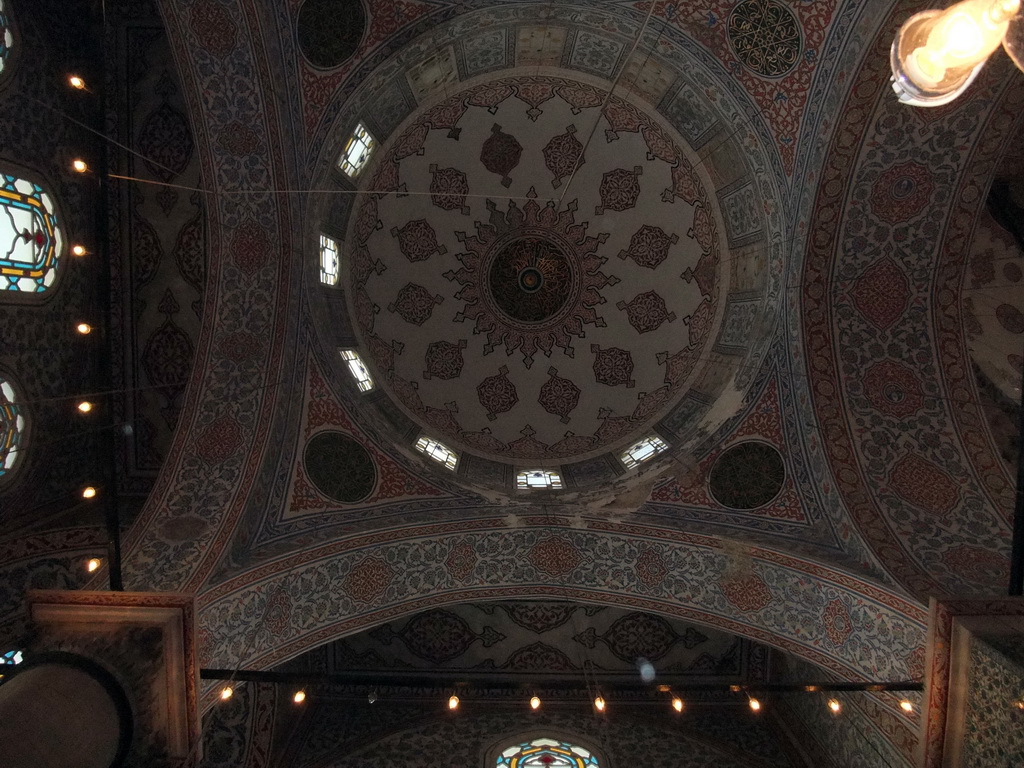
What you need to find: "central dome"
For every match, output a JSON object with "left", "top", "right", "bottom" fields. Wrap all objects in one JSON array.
[{"left": 343, "top": 74, "right": 738, "bottom": 465}]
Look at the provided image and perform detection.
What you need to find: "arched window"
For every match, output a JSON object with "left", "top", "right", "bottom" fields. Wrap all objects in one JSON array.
[
  {"left": 0, "top": 375, "right": 25, "bottom": 481},
  {"left": 494, "top": 737, "right": 601, "bottom": 768},
  {"left": 0, "top": 0, "right": 13, "bottom": 78},
  {"left": 1, "top": 172, "right": 65, "bottom": 294},
  {"left": 517, "top": 469, "right": 563, "bottom": 490},
  {"left": 319, "top": 233, "right": 340, "bottom": 285}
]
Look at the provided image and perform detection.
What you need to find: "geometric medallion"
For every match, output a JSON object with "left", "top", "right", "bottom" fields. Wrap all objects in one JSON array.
[{"left": 728, "top": 0, "right": 802, "bottom": 78}]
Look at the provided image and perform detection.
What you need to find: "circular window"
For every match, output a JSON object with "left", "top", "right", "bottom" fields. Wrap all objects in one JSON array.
[
  {"left": 0, "top": 170, "right": 65, "bottom": 295},
  {"left": 304, "top": 431, "right": 376, "bottom": 503},
  {"left": 727, "top": 0, "right": 803, "bottom": 78},
  {"left": 297, "top": 0, "right": 366, "bottom": 69},
  {"left": 487, "top": 236, "right": 574, "bottom": 324},
  {"left": 708, "top": 441, "right": 785, "bottom": 510}
]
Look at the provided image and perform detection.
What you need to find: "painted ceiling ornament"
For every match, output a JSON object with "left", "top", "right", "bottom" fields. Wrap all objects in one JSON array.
[
  {"left": 868, "top": 161, "right": 936, "bottom": 225},
  {"left": 480, "top": 123, "right": 523, "bottom": 188},
  {"left": 727, "top": 0, "right": 803, "bottom": 78},
  {"left": 591, "top": 345, "right": 635, "bottom": 388},
  {"left": 538, "top": 367, "right": 581, "bottom": 424},
  {"left": 392, "top": 218, "right": 446, "bottom": 262},
  {"left": 596, "top": 166, "right": 643, "bottom": 215},
  {"left": 543, "top": 124, "right": 584, "bottom": 188},
  {"left": 423, "top": 339, "right": 467, "bottom": 380},
  {"left": 448, "top": 197, "right": 616, "bottom": 368}
]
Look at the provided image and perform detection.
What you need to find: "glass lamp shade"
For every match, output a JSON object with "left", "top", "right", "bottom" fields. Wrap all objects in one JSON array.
[
  {"left": 891, "top": 0, "right": 1020, "bottom": 106},
  {"left": 1003, "top": 11, "right": 1024, "bottom": 70}
]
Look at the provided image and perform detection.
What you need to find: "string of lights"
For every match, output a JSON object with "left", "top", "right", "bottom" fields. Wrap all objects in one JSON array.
[{"left": 198, "top": 667, "right": 923, "bottom": 717}]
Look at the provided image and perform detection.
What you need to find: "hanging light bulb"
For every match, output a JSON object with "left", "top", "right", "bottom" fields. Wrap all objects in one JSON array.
[
  {"left": 71, "top": 159, "right": 89, "bottom": 174},
  {"left": 68, "top": 75, "right": 86, "bottom": 90},
  {"left": 748, "top": 696, "right": 762, "bottom": 712},
  {"left": 530, "top": 695, "right": 541, "bottom": 710},
  {"left": 900, "top": 699, "right": 914, "bottom": 713},
  {"left": 672, "top": 696, "right": 684, "bottom": 713},
  {"left": 828, "top": 698, "right": 842, "bottom": 714},
  {"left": 293, "top": 690, "right": 306, "bottom": 704},
  {"left": 86, "top": 557, "right": 102, "bottom": 573},
  {"left": 220, "top": 686, "right": 234, "bottom": 700},
  {"left": 448, "top": 695, "right": 460, "bottom": 710},
  {"left": 71, "top": 244, "right": 87, "bottom": 256},
  {"left": 77, "top": 401, "right": 93, "bottom": 413},
  {"left": 81, "top": 486, "right": 97, "bottom": 499},
  {"left": 76, "top": 322, "right": 93, "bottom": 335},
  {"left": 891, "top": 0, "right": 1021, "bottom": 106}
]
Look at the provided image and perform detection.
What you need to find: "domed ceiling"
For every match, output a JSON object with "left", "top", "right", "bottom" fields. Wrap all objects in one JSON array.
[{"left": 325, "top": 68, "right": 776, "bottom": 483}]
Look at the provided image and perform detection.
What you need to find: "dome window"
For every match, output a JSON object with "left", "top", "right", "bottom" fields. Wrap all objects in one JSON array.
[
  {"left": 338, "top": 122, "right": 375, "bottom": 179},
  {"left": 319, "top": 233, "right": 340, "bottom": 285},
  {"left": 517, "top": 470, "right": 562, "bottom": 490},
  {"left": 620, "top": 435, "right": 669, "bottom": 469},
  {"left": 340, "top": 349, "right": 374, "bottom": 392},
  {"left": 414, "top": 436, "right": 458, "bottom": 470}
]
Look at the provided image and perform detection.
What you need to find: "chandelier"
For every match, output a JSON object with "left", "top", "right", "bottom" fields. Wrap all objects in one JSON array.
[{"left": 891, "top": 0, "right": 1023, "bottom": 106}]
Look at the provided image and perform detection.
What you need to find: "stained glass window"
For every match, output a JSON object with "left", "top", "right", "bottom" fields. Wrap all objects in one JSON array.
[
  {"left": 497, "top": 738, "right": 599, "bottom": 768},
  {"left": 620, "top": 434, "right": 669, "bottom": 469},
  {"left": 415, "top": 435, "right": 458, "bottom": 470},
  {"left": 338, "top": 123, "right": 375, "bottom": 178},
  {"left": 319, "top": 233, "right": 339, "bottom": 285},
  {"left": 1, "top": 649, "right": 23, "bottom": 666},
  {"left": 0, "top": 377, "right": 25, "bottom": 480},
  {"left": 340, "top": 349, "right": 374, "bottom": 392},
  {"left": 1, "top": 173, "right": 64, "bottom": 293},
  {"left": 517, "top": 470, "right": 562, "bottom": 490},
  {"left": 0, "top": 0, "right": 12, "bottom": 77}
]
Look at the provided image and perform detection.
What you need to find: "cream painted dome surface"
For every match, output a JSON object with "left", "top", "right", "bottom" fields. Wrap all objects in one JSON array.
[{"left": 346, "top": 74, "right": 750, "bottom": 465}]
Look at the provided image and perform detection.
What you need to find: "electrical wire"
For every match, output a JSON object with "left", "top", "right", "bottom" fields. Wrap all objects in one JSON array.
[{"left": 555, "top": 0, "right": 659, "bottom": 210}]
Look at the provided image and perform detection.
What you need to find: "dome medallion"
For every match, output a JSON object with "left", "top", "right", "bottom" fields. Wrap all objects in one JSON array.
[
  {"left": 456, "top": 200, "right": 615, "bottom": 363},
  {"left": 344, "top": 75, "right": 736, "bottom": 468},
  {"left": 489, "top": 236, "right": 573, "bottom": 320}
]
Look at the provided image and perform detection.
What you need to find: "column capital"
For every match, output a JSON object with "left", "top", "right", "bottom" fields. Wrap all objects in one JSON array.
[
  {"left": 26, "top": 590, "right": 199, "bottom": 765},
  {"left": 921, "top": 596, "right": 1024, "bottom": 768}
]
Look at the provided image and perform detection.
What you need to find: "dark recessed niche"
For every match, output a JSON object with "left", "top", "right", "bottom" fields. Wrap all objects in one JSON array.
[
  {"left": 297, "top": 0, "right": 366, "bottom": 69},
  {"left": 708, "top": 441, "right": 785, "bottom": 510},
  {"left": 304, "top": 431, "right": 377, "bottom": 503}
]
